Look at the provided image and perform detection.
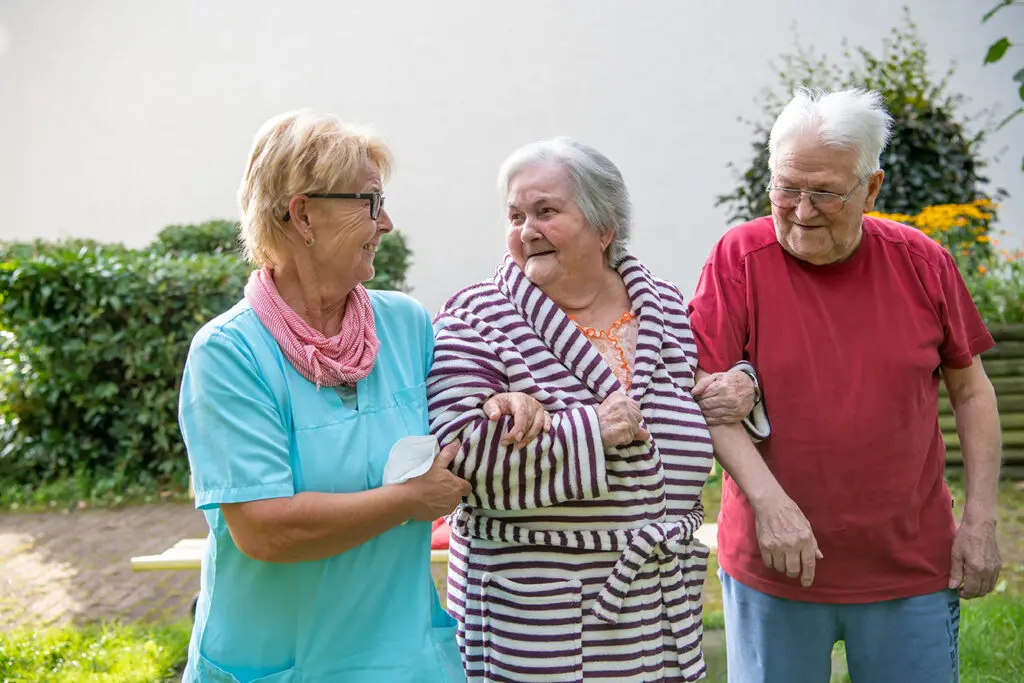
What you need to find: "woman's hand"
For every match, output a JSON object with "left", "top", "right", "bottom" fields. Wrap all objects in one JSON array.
[
  {"left": 483, "top": 392, "right": 553, "bottom": 448},
  {"left": 403, "top": 440, "right": 471, "bottom": 521},
  {"left": 597, "top": 391, "right": 649, "bottom": 448}
]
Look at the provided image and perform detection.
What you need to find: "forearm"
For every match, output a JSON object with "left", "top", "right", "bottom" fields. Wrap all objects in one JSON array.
[
  {"left": 223, "top": 485, "right": 414, "bottom": 563},
  {"left": 708, "top": 421, "right": 786, "bottom": 510},
  {"left": 452, "top": 406, "right": 608, "bottom": 509},
  {"left": 954, "top": 389, "right": 1002, "bottom": 524}
]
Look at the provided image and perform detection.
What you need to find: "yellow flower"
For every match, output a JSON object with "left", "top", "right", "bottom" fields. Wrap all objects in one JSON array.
[{"left": 977, "top": 235, "right": 989, "bottom": 243}]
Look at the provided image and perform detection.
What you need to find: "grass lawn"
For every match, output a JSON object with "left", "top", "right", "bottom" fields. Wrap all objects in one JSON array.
[{"left": 0, "top": 621, "right": 191, "bottom": 682}]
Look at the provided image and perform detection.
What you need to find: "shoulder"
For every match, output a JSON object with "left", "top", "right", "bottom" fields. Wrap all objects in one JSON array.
[
  {"left": 434, "top": 279, "right": 507, "bottom": 328},
  {"left": 706, "top": 216, "right": 780, "bottom": 274},
  {"left": 367, "top": 289, "right": 430, "bottom": 324},
  {"left": 183, "top": 299, "right": 277, "bottom": 388},
  {"left": 189, "top": 298, "right": 266, "bottom": 360},
  {"left": 650, "top": 274, "right": 689, "bottom": 312},
  {"left": 864, "top": 215, "right": 951, "bottom": 268}
]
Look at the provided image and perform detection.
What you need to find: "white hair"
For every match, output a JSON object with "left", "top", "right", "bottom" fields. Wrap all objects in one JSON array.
[
  {"left": 769, "top": 88, "right": 894, "bottom": 180},
  {"left": 497, "top": 137, "right": 632, "bottom": 266}
]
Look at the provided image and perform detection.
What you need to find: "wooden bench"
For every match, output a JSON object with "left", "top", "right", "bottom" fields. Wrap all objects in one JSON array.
[
  {"left": 131, "top": 541, "right": 451, "bottom": 572},
  {"left": 131, "top": 527, "right": 717, "bottom": 573}
]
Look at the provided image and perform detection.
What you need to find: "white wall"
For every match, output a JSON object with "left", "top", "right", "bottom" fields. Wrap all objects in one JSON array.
[{"left": 1, "top": 0, "right": 1021, "bottom": 313}]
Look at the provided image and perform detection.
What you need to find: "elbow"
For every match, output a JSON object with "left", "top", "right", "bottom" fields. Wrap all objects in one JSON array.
[
  {"left": 950, "top": 378, "right": 997, "bottom": 414},
  {"left": 222, "top": 501, "right": 295, "bottom": 563},
  {"left": 228, "top": 524, "right": 289, "bottom": 563}
]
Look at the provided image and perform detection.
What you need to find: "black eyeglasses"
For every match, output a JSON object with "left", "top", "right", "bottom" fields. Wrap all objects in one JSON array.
[{"left": 282, "top": 192, "right": 384, "bottom": 222}]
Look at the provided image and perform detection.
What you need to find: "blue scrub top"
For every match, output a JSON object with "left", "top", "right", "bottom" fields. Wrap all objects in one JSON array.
[{"left": 178, "top": 291, "right": 464, "bottom": 683}]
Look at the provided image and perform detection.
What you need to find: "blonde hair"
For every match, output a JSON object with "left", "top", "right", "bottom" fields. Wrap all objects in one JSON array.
[{"left": 237, "top": 110, "right": 393, "bottom": 265}]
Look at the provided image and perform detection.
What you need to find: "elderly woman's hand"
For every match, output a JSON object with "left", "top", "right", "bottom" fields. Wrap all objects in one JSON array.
[
  {"left": 404, "top": 440, "right": 471, "bottom": 521},
  {"left": 692, "top": 370, "right": 756, "bottom": 425},
  {"left": 597, "top": 391, "right": 650, "bottom": 448},
  {"left": 483, "top": 392, "right": 553, "bottom": 448}
]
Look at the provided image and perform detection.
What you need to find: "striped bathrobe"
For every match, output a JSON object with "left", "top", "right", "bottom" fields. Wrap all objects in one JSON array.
[{"left": 426, "top": 254, "right": 714, "bottom": 683}]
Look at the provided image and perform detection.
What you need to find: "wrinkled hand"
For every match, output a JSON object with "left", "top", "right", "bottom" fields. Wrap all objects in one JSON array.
[
  {"left": 692, "top": 370, "right": 756, "bottom": 426},
  {"left": 597, "top": 391, "right": 650, "bottom": 448},
  {"left": 483, "top": 392, "right": 552, "bottom": 448},
  {"left": 949, "top": 518, "right": 1002, "bottom": 599},
  {"left": 753, "top": 492, "right": 823, "bottom": 587},
  {"left": 404, "top": 440, "right": 471, "bottom": 521}
]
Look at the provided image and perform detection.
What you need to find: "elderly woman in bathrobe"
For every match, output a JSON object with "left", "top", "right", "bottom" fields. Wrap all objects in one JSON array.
[{"left": 426, "top": 137, "right": 766, "bottom": 683}]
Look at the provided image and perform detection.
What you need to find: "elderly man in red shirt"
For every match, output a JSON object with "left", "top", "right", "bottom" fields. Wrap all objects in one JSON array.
[{"left": 689, "top": 87, "right": 1003, "bottom": 683}]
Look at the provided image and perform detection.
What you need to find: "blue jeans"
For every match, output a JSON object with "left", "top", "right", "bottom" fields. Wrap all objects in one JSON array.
[{"left": 719, "top": 568, "right": 960, "bottom": 683}]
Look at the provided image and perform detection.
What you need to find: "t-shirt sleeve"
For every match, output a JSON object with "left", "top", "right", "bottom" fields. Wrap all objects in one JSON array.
[
  {"left": 933, "top": 250, "right": 995, "bottom": 369},
  {"left": 178, "top": 330, "right": 293, "bottom": 510},
  {"left": 688, "top": 247, "right": 750, "bottom": 373}
]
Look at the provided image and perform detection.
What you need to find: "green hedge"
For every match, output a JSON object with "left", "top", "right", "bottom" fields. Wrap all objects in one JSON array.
[{"left": 0, "top": 221, "right": 411, "bottom": 497}]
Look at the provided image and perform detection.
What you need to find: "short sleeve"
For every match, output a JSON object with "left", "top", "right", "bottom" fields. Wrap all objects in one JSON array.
[
  {"left": 688, "top": 247, "right": 750, "bottom": 373},
  {"left": 178, "top": 331, "right": 293, "bottom": 510},
  {"left": 933, "top": 250, "right": 995, "bottom": 369}
]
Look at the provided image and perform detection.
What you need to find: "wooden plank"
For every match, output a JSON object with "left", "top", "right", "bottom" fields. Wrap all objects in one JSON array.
[
  {"left": 939, "top": 413, "right": 1024, "bottom": 431},
  {"left": 940, "top": 395, "right": 1024, "bottom": 414},
  {"left": 994, "top": 377, "right": 1024, "bottom": 395},
  {"left": 988, "top": 325, "right": 1024, "bottom": 343},
  {"left": 982, "top": 341, "right": 1024, "bottom": 360},
  {"left": 939, "top": 378, "right": 1024, "bottom": 397},
  {"left": 947, "top": 463, "right": 1024, "bottom": 479},
  {"left": 944, "top": 429, "right": 1024, "bottom": 449},
  {"left": 976, "top": 359, "right": 1024, "bottom": 377},
  {"left": 945, "top": 446, "right": 1024, "bottom": 463}
]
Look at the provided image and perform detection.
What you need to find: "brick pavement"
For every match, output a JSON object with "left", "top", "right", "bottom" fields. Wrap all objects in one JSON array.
[{"left": 0, "top": 503, "right": 208, "bottom": 631}]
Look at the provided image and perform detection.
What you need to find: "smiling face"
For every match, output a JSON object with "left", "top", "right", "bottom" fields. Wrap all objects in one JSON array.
[
  {"left": 771, "top": 135, "right": 884, "bottom": 265},
  {"left": 505, "top": 163, "right": 611, "bottom": 301},
  {"left": 305, "top": 160, "right": 393, "bottom": 287}
]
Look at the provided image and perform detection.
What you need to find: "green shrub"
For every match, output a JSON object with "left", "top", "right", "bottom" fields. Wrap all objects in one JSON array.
[
  {"left": 151, "top": 220, "right": 240, "bottom": 257},
  {"left": 0, "top": 242, "right": 248, "bottom": 492},
  {"left": 717, "top": 9, "right": 1000, "bottom": 224}
]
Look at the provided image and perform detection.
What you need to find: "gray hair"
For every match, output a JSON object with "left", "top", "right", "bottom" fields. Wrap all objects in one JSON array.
[
  {"left": 497, "top": 137, "right": 632, "bottom": 266},
  {"left": 769, "top": 88, "right": 894, "bottom": 181}
]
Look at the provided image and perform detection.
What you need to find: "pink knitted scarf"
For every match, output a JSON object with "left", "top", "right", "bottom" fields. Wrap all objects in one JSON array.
[{"left": 244, "top": 267, "right": 379, "bottom": 388}]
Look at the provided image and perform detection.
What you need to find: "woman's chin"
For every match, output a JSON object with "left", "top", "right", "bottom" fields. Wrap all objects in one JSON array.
[{"left": 523, "top": 260, "right": 555, "bottom": 286}]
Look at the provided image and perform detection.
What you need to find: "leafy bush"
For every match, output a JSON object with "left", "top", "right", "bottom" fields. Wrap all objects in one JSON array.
[
  {"left": 0, "top": 221, "right": 413, "bottom": 500},
  {"left": 0, "top": 242, "right": 248, "bottom": 493},
  {"left": 717, "top": 9, "right": 998, "bottom": 224},
  {"left": 151, "top": 220, "right": 240, "bottom": 257}
]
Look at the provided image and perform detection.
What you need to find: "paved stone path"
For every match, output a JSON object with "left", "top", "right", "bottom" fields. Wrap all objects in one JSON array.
[{"left": 0, "top": 503, "right": 207, "bottom": 631}]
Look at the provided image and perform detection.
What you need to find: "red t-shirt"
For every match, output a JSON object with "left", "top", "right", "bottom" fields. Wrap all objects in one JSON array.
[{"left": 689, "top": 215, "right": 994, "bottom": 603}]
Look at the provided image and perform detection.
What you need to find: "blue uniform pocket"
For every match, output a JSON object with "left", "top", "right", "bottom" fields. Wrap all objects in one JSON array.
[
  {"left": 193, "top": 652, "right": 301, "bottom": 682},
  {"left": 393, "top": 381, "right": 429, "bottom": 435}
]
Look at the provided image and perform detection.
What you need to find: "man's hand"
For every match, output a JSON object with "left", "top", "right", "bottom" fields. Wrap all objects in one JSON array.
[
  {"left": 949, "top": 518, "right": 1001, "bottom": 599},
  {"left": 753, "top": 491, "right": 823, "bottom": 588},
  {"left": 483, "top": 392, "right": 552, "bottom": 448},
  {"left": 692, "top": 370, "right": 756, "bottom": 425}
]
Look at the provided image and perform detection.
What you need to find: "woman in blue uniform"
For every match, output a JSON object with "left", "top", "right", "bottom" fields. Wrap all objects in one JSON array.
[{"left": 177, "top": 110, "right": 545, "bottom": 682}]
